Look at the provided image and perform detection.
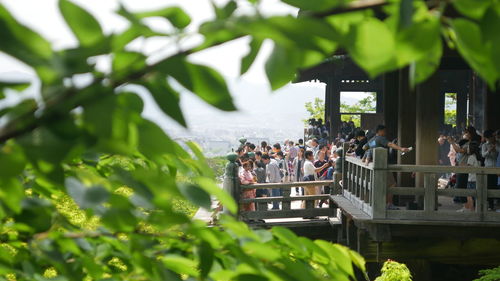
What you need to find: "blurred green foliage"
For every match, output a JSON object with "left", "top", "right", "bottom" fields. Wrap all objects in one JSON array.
[
  {"left": 1, "top": 0, "right": 499, "bottom": 280},
  {"left": 475, "top": 266, "right": 500, "bottom": 281},
  {"left": 375, "top": 260, "right": 412, "bottom": 281}
]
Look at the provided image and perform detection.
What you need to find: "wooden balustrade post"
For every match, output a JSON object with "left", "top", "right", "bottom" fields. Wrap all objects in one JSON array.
[
  {"left": 372, "top": 148, "right": 388, "bottom": 219},
  {"left": 257, "top": 192, "right": 268, "bottom": 211},
  {"left": 423, "top": 173, "right": 437, "bottom": 214},
  {"left": 282, "top": 187, "right": 291, "bottom": 210},
  {"left": 305, "top": 198, "right": 315, "bottom": 210},
  {"left": 476, "top": 174, "right": 488, "bottom": 220},
  {"left": 342, "top": 142, "right": 350, "bottom": 194},
  {"left": 222, "top": 153, "right": 240, "bottom": 216}
]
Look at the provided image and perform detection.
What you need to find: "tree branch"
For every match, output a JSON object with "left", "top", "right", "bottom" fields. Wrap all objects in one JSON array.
[
  {"left": 308, "top": 0, "right": 388, "bottom": 18},
  {"left": 0, "top": 35, "right": 245, "bottom": 144}
]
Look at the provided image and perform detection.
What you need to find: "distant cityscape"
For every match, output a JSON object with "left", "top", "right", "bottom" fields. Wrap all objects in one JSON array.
[
  {"left": 159, "top": 79, "right": 367, "bottom": 157},
  {"left": 171, "top": 126, "right": 297, "bottom": 157},
  {"left": 1, "top": 73, "right": 365, "bottom": 157}
]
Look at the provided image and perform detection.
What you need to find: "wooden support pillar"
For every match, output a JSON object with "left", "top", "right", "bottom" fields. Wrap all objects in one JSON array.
[
  {"left": 372, "top": 148, "right": 388, "bottom": 219},
  {"left": 383, "top": 71, "right": 399, "bottom": 141},
  {"left": 456, "top": 88, "right": 468, "bottom": 129},
  {"left": 415, "top": 72, "right": 441, "bottom": 188},
  {"left": 471, "top": 74, "right": 487, "bottom": 132},
  {"left": 437, "top": 92, "right": 445, "bottom": 133},
  {"left": 397, "top": 68, "right": 416, "bottom": 188},
  {"left": 325, "top": 79, "right": 331, "bottom": 126},
  {"left": 328, "top": 77, "right": 342, "bottom": 137},
  {"left": 376, "top": 91, "right": 383, "bottom": 114},
  {"left": 485, "top": 87, "right": 500, "bottom": 131}
]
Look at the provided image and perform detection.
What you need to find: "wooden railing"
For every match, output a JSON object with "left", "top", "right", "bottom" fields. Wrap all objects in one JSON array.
[
  {"left": 343, "top": 147, "right": 500, "bottom": 222},
  {"left": 223, "top": 147, "right": 500, "bottom": 224},
  {"left": 239, "top": 181, "right": 337, "bottom": 220}
]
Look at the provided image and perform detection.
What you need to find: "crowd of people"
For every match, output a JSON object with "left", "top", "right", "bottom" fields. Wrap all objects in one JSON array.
[
  {"left": 236, "top": 123, "right": 411, "bottom": 212},
  {"left": 438, "top": 126, "right": 500, "bottom": 212},
  {"left": 236, "top": 120, "right": 500, "bottom": 214}
]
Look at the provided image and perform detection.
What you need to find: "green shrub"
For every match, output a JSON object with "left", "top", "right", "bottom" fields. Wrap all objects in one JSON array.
[
  {"left": 376, "top": 260, "right": 413, "bottom": 281},
  {"left": 475, "top": 266, "right": 500, "bottom": 281}
]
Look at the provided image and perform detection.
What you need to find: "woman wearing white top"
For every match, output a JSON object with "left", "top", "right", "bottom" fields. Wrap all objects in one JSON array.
[
  {"left": 458, "top": 142, "right": 481, "bottom": 212},
  {"left": 302, "top": 150, "right": 329, "bottom": 209}
]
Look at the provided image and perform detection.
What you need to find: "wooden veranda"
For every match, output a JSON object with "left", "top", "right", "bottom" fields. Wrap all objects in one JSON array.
[{"left": 215, "top": 147, "right": 500, "bottom": 281}]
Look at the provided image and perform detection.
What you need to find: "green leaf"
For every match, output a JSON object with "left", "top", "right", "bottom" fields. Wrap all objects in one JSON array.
[
  {"left": 18, "top": 128, "right": 74, "bottom": 182},
  {"left": 0, "top": 4, "right": 52, "bottom": 66},
  {"left": 346, "top": 18, "right": 396, "bottom": 77},
  {"left": 198, "top": 20, "right": 244, "bottom": 51},
  {"left": 282, "top": 0, "right": 340, "bottom": 12},
  {"left": 395, "top": 17, "right": 441, "bottom": 67},
  {"left": 186, "top": 141, "right": 214, "bottom": 178},
  {"left": 14, "top": 198, "right": 53, "bottom": 232},
  {"left": 188, "top": 63, "right": 235, "bottom": 111},
  {"left": 0, "top": 178, "right": 24, "bottom": 214},
  {"left": 271, "top": 227, "right": 307, "bottom": 257},
  {"left": 413, "top": 38, "right": 442, "bottom": 85},
  {"left": 162, "top": 255, "right": 199, "bottom": 277},
  {"left": 234, "top": 274, "right": 268, "bottom": 281},
  {"left": 481, "top": 7, "right": 500, "bottom": 82},
  {"left": 241, "top": 241, "right": 281, "bottom": 261},
  {"left": 0, "top": 80, "right": 30, "bottom": 98},
  {"left": 156, "top": 56, "right": 236, "bottom": 111},
  {"left": 65, "top": 177, "right": 109, "bottom": 209},
  {"left": 135, "top": 6, "right": 191, "bottom": 29},
  {"left": 101, "top": 208, "right": 138, "bottom": 232},
  {"left": 399, "top": 0, "right": 413, "bottom": 29},
  {"left": 452, "top": 18, "right": 498, "bottom": 88},
  {"left": 137, "top": 120, "right": 176, "bottom": 160},
  {"left": 265, "top": 44, "right": 301, "bottom": 90},
  {"left": 315, "top": 241, "right": 355, "bottom": 277},
  {"left": 298, "top": 237, "right": 330, "bottom": 264},
  {"left": 453, "top": 0, "right": 492, "bottom": 20},
  {"left": 114, "top": 6, "right": 167, "bottom": 50},
  {"left": 241, "top": 38, "right": 263, "bottom": 75},
  {"left": 348, "top": 249, "right": 366, "bottom": 273},
  {"left": 214, "top": 1, "right": 238, "bottom": 19},
  {"left": 59, "top": 0, "right": 105, "bottom": 47},
  {"left": 198, "top": 241, "right": 214, "bottom": 279},
  {"left": 195, "top": 177, "right": 237, "bottom": 214},
  {"left": 84, "top": 186, "right": 110, "bottom": 207},
  {"left": 65, "top": 177, "right": 85, "bottom": 205},
  {"left": 112, "top": 51, "right": 147, "bottom": 80},
  {"left": 141, "top": 76, "right": 187, "bottom": 127},
  {"left": 326, "top": 10, "right": 367, "bottom": 38},
  {"left": 83, "top": 93, "right": 116, "bottom": 138},
  {"left": 179, "top": 183, "right": 211, "bottom": 210},
  {"left": 0, "top": 143, "right": 26, "bottom": 178},
  {"left": 265, "top": 16, "right": 339, "bottom": 53}
]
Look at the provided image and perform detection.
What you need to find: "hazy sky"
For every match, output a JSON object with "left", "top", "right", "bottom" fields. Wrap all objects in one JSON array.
[
  {"left": 0, "top": 0, "right": 364, "bottom": 139},
  {"left": 0, "top": 0, "right": 297, "bottom": 82}
]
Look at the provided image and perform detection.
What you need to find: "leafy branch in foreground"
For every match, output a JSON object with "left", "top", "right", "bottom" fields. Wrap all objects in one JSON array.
[
  {"left": 0, "top": 0, "right": 499, "bottom": 280},
  {"left": 0, "top": 0, "right": 365, "bottom": 280}
]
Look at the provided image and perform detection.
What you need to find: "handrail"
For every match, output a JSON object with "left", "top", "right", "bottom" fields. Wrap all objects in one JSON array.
[
  {"left": 346, "top": 156, "right": 374, "bottom": 170},
  {"left": 240, "top": 195, "right": 330, "bottom": 203},
  {"left": 388, "top": 164, "right": 500, "bottom": 174},
  {"left": 240, "top": 180, "right": 335, "bottom": 189},
  {"left": 226, "top": 145, "right": 500, "bottom": 224},
  {"left": 342, "top": 148, "right": 500, "bottom": 222}
]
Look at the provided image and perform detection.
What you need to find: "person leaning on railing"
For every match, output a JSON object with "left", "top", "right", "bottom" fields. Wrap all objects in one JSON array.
[
  {"left": 326, "top": 148, "right": 344, "bottom": 194},
  {"left": 362, "top": 125, "right": 410, "bottom": 210},
  {"left": 292, "top": 147, "right": 306, "bottom": 195},
  {"left": 239, "top": 161, "right": 256, "bottom": 212},
  {"left": 261, "top": 154, "right": 282, "bottom": 210},
  {"left": 302, "top": 150, "right": 330, "bottom": 210},
  {"left": 482, "top": 129, "right": 499, "bottom": 211}
]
